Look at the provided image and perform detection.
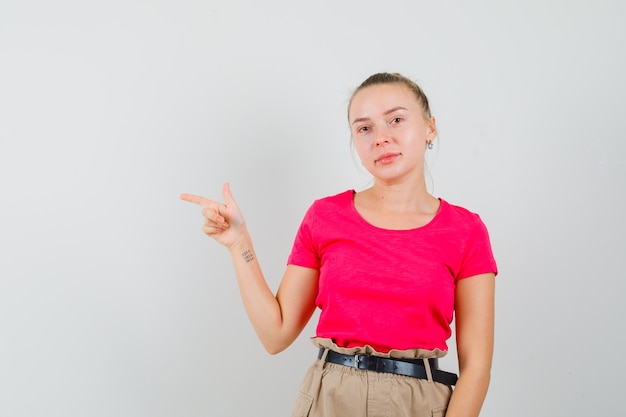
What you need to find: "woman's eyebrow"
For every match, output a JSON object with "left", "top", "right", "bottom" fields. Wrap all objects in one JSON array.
[
  {"left": 351, "top": 107, "right": 408, "bottom": 126},
  {"left": 383, "top": 106, "right": 408, "bottom": 116}
]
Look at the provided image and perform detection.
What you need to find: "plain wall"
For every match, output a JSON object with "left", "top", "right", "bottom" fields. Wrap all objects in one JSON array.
[{"left": 1, "top": 0, "right": 625, "bottom": 415}]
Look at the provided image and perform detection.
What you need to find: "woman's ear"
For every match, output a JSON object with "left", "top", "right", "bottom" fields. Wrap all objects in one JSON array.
[{"left": 427, "top": 116, "right": 437, "bottom": 139}]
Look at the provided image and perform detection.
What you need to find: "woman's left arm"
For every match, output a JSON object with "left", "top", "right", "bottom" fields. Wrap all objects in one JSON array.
[{"left": 444, "top": 273, "right": 496, "bottom": 417}]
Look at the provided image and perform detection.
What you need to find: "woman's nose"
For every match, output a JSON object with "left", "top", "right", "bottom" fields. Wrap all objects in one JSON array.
[{"left": 375, "top": 128, "right": 391, "bottom": 146}]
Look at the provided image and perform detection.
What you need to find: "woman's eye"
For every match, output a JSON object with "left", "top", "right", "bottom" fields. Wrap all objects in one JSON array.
[
  {"left": 358, "top": 126, "right": 370, "bottom": 133},
  {"left": 391, "top": 117, "right": 402, "bottom": 124}
]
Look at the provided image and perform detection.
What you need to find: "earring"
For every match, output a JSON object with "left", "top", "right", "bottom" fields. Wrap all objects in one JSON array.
[{"left": 427, "top": 141, "right": 434, "bottom": 150}]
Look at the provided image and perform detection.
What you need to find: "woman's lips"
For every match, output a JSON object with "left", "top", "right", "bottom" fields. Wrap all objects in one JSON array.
[{"left": 375, "top": 153, "right": 400, "bottom": 165}]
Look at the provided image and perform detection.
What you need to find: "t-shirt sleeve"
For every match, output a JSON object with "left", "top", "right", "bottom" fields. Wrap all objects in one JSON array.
[
  {"left": 287, "top": 204, "right": 321, "bottom": 269},
  {"left": 457, "top": 215, "right": 498, "bottom": 280}
]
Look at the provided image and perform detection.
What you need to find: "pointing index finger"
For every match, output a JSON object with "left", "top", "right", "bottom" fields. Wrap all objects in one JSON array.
[{"left": 180, "top": 193, "right": 213, "bottom": 207}]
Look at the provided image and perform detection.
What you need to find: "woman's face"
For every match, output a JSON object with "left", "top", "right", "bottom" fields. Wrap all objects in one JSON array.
[{"left": 348, "top": 83, "right": 436, "bottom": 184}]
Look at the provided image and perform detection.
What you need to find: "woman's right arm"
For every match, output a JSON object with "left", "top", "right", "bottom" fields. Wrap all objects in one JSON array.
[{"left": 181, "top": 183, "right": 319, "bottom": 354}]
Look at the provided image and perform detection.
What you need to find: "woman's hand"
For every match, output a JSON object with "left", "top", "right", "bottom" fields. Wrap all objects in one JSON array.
[{"left": 180, "top": 183, "right": 246, "bottom": 248}]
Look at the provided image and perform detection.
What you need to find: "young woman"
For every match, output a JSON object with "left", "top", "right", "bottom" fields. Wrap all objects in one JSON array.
[{"left": 181, "top": 72, "right": 498, "bottom": 417}]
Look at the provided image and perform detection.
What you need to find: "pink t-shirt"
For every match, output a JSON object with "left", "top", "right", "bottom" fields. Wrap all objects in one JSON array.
[{"left": 287, "top": 190, "right": 498, "bottom": 352}]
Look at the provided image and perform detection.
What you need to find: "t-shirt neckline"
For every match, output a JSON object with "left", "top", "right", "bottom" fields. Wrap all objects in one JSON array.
[{"left": 348, "top": 189, "right": 445, "bottom": 232}]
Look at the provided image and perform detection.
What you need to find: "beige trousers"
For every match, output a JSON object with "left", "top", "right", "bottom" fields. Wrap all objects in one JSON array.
[{"left": 291, "top": 338, "right": 453, "bottom": 417}]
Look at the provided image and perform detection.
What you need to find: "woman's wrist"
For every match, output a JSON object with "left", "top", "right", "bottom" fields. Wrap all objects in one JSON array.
[{"left": 226, "top": 227, "right": 254, "bottom": 258}]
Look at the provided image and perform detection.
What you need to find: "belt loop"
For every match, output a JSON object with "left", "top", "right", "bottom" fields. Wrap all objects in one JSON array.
[
  {"left": 317, "top": 348, "right": 330, "bottom": 370},
  {"left": 422, "top": 358, "right": 434, "bottom": 382}
]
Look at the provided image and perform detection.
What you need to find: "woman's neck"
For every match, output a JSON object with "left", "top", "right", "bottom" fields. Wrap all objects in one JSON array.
[{"left": 362, "top": 180, "right": 437, "bottom": 214}]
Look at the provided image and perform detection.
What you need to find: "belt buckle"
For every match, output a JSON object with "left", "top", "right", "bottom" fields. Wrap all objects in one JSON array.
[{"left": 354, "top": 354, "right": 361, "bottom": 369}]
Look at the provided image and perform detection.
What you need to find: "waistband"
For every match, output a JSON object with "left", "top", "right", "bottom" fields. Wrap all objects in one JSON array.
[{"left": 318, "top": 348, "right": 458, "bottom": 386}]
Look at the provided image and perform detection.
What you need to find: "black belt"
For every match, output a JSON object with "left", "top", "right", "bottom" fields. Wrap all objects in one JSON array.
[{"left": 318, "top": 348, "right": 458, "bottom": 386}]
